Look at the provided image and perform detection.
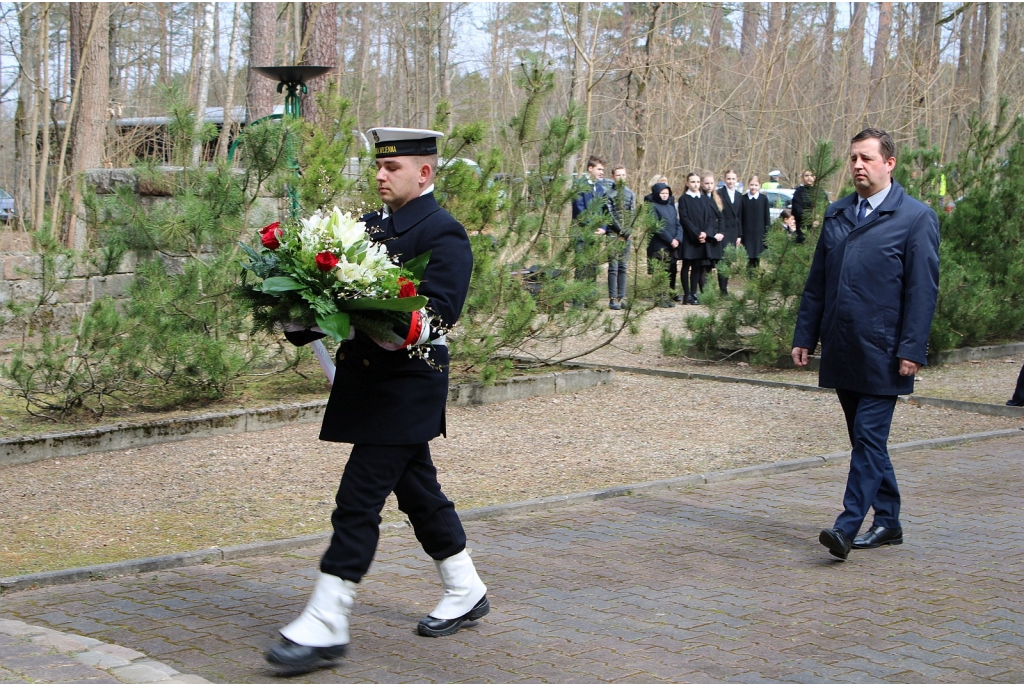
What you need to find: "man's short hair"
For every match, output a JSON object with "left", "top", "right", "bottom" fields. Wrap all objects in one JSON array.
[
  {"left": 587, "top": 155, "right": 606, "bottom": 169},
  {"left": 610, "top": 165, "right": 625, "bottom": 175},
  {"left": 851, "top": 128, "right": 896, "bottom": 161}
]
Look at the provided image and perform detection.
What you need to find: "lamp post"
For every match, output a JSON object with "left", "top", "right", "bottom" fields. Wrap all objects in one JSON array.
[{"left": 251, "top": 66, "right": 332, "bottom": 219}]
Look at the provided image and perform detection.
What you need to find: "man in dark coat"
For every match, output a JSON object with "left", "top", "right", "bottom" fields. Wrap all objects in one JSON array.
[
  {"left": 267, "top": 127, "right": 487, "bottom": 671},
  {"left": 792, "top": 128, "right": 940, "bottom": 561},
  {"left": 571, "top": 155, "right": 611, "bottom": 289}
]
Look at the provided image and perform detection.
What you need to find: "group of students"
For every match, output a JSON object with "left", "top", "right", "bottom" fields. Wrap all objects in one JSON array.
[{"left": 644, "top": 170, "right": 773, "bottom": 307}]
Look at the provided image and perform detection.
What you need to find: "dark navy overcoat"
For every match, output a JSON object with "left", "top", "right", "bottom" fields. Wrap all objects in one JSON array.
[
  {"left": 792, "top": 181, "right": 939, "bottom": 395},
  {"left": 318, "top": 192, "right": 473, "bottom": 444}
]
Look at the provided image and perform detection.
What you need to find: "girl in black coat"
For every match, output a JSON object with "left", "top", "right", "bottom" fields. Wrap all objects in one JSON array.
[
  {"left": 714, "top": 169, "right": 743, "bottom": 295},
  {"left": 739, "top": 174, "right": 771, "bottom": 268},
  {"left": 645, "top": 182, "right": 683, "bottom": 307},
  {"left": 700, "top": 172, "right": 726, "bottom": 295},
  {"left": 678, "top": 172, "right": 709, "bottom": 304}
]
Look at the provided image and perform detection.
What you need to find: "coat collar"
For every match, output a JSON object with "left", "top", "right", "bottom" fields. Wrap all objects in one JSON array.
[
  {"left": 388, "top": 192, "right": 443, "bottom": 234},
  {"left": 826, "top": 179, "right": 906, "bottom": 226}
]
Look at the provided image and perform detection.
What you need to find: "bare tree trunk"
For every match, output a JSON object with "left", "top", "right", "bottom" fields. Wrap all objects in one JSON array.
[
  {"left": 847, "top": 3, "right": 867, "bottom": 83},
  {"left": 15, "top": 2, "right": 39, "bottom": 230},
  {"left": 190, "top": 2, "right": 215, "bottom": 167},
  {"left": 437, "top": 4, "right": 453, "bottom": 110},
  {"left": 1004, "top": 3, "right": 1024, "bottom": 116},
  {"left": 630, "top": 3, "right": 661, "bottom": 171},
  {"left": 64, "top": 2, "right": 111, "bottom": 249},
  {"left": 215, "top": 2, "right": 243, "bottom": 160},
  {"left": 246, "top": 2, "right": 278, "bottom": 123},
  {"left": 33, "top": 4, "right": 50, "bottom": 231},
  {"left": 980, "top": 2, "right": 1001, "bottom": 130},
  {"left": 300, "top": 2, "right": 338, "bottom": 125},
  {"left": 870, "top": 2, "right": 893, "bottom": 86},
  {"left": 708, "top": 3, "right": 722, "bottom": 51},
  {"left": 822, "top": 3, "right": 835, "bottom": 83},
  {"left": 158, "top": 2, "right": 169, "bottom": 84},
  {"left": 741, "top": 3, "right": 758, "bottom": 57},
  {"left": 566, "top": 2, "right": 589, "bottom": 170}
]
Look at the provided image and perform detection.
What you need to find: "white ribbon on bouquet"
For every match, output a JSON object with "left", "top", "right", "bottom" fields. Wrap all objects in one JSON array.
[{"left": 310, "top": 339, "right": 336, "bottom": 386}]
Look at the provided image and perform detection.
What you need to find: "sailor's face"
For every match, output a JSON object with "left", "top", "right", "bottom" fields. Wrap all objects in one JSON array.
[{"left": 375, "top": 156, "right": 428, "bottom": 211}]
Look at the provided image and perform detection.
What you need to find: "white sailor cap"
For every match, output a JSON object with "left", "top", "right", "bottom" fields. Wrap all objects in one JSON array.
[
  {"left": 368, "top": 127, "right": 444, "bottom": 158},
  {"left": 768, "top": 169, "right": 781, "bottom": 177}
]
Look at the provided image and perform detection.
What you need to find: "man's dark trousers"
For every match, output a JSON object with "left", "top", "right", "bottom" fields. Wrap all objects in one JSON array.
[
  {"left": 319, "top": 442, "right": 467, "bottom": 582},
  {"left": 833, "top": 389, "right": 900, "bottom": 538}
]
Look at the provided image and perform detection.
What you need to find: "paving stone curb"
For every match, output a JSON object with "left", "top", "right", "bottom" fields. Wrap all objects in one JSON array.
[
  {"left": 565, "top": 361, "right": 1024, "bottom": 418},
  {"left": 931, "top": 340, "right": 1024, "bottom": 364},
  {"left": 0, "top": 368, "right": 612, "bottom": 467},
  {"left": 3, "top": 426, "right": 1020, "bottom": 595},
  {"left": 0, "top": 618, "right": 210, "bottom": 683}
]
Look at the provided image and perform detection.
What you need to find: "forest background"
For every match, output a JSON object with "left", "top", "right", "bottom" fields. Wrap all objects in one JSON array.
[
  {"left": 0, "top": 2, "right": 1022, "bottom": 428},
  {"left": 1, "top": 2, "right": 1020, "bottom": 212}
]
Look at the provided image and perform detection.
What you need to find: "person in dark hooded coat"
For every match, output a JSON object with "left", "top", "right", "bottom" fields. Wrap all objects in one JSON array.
[
  {"left": 644, "top": 182, "right": 682, "bottom": 307},
  {"left": 792, "top": 128, "right": 939, "bottom": 562}
]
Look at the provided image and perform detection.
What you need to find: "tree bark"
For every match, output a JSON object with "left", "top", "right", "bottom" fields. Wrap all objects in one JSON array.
[
  {"left": 190, "top": 2, "right": 215, "bottom": 167},
  {"left": 847, "top": 3, "right": 867, "bottom": 83},
  {"left": 215, "top": 2, "right": 243, "bottom": 160},
  {"left": 14, "top": 2, "right": 39, "bottom": 230},
  {"left": 741, "top": 3, "right": 758, "bottom": 57},
  {"left": 870, "top": 2, "right": 893, "bottom": 86},
  {"left": 300, "top": 2, "right": 338, "bottom": 125},
  {"left": 822, "top": 4, "right": 835, "bottom": 83},
  {"left": 246, "top": 2, "right": 278, "bottom": 123},
  {"left": 980, "top": 2, "right": 1001, "bottom": 130},
  {"left": 708, "top": 3, "right": 722, "bottom": 51},
  {"left": 65, "top": 2, "right": 111, "bottom": 249}
]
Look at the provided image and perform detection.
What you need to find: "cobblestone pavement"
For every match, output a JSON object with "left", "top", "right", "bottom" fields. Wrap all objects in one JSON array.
[{"left": 2, "top": 435, "right": 1022, "bottom": 684}]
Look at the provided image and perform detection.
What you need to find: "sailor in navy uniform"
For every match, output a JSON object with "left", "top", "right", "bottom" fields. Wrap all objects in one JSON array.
[{"left": 266, "top": 128, "right": 486, "bottom": 671}]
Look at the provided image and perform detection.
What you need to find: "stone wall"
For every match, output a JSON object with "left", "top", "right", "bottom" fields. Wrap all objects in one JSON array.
[{"left": 0, "top": 168, "right": 282, "bottom": 336}]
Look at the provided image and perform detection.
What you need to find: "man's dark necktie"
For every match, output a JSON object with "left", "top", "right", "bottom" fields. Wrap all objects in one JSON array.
[{"left": 857, "top": 198, "right": 869, "bottom": 222}]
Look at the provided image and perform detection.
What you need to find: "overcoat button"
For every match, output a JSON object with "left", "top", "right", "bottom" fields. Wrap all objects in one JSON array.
[
  {"left": 363, "top": 359, "right": 370, "bottom": 366},
  {"left": 337, "top": 352, "right": 345, "bottom": 361}
]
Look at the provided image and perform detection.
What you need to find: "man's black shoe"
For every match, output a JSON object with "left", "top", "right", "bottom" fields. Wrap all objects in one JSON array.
[
  {"left": 265, "top": 637, "right": 347, "bottom": 671},
  {"left": 685, "top": 295, "right": 699, "bottom": 305},
  {"left": 852, "top": 525, "right": 903, "bottom": 549},
  {"left": 672, "top": 294, "right": 683, "bottom": 302},
  {"left": 417, "top": 595, "right": 490, "bottom": 637},
  {"left": 819, "top": 528, "right": 852, "bottom": 560}
]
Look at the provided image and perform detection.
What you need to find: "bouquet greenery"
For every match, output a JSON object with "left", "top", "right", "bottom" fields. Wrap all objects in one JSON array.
[{"left": 237, "top": 207, "right": 430, "bottom": 345}]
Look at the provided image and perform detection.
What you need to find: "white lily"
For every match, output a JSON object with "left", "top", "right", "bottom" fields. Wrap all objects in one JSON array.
[{"left": 328, "top": 207, "right": 367, "bottom": 248}]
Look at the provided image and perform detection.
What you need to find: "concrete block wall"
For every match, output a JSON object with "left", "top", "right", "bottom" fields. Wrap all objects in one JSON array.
[{"left": 1, "top": 168, "right": 285, "bottom": 336}]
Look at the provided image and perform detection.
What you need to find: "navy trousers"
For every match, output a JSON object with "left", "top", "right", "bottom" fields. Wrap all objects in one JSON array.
[
  {"left": 319, "top": 442, "right": 467, "bottom": 582},
  {"left": 833, "top": 389, "right": 901, "bottom": 539}
]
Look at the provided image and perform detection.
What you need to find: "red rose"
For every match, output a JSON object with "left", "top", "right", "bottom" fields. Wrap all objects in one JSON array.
[
  {"left": 315, "top": 251, "right": 339, "bottom": 271},
  {"left": 260, "top": 222, "right": 282, "bottom": 250},
  {"left": 398, "top": 277, "right": 417, "bottom": 298}
]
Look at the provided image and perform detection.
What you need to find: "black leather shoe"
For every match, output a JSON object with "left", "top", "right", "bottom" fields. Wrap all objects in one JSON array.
[
  {"left": 417, "top": 595, "right": 490, "bottom": 637},
  {"left": 852, "top": 525, "right": 903, "bottom": 549},
  {"left": 685, "top": 295, "right": 699, "bottom": 305},
  {"left": 265, "top": 637, "right": 347, "bottom": 671},
  {"left": 672, "top": 294, "right": 683, "bottom": 302},
  {"left": 819, "top": 528, "right": 852, "bottom": 560}
]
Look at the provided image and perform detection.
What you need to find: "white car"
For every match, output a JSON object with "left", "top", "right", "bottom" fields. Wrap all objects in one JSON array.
[{"left": 764, "top": 188, "right": 794, "bottom": 222}]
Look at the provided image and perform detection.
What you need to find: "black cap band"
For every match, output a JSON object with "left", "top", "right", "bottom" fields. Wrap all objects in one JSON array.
[{"left": 374, "top": 138, "right": 438, "bottom": 158}]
